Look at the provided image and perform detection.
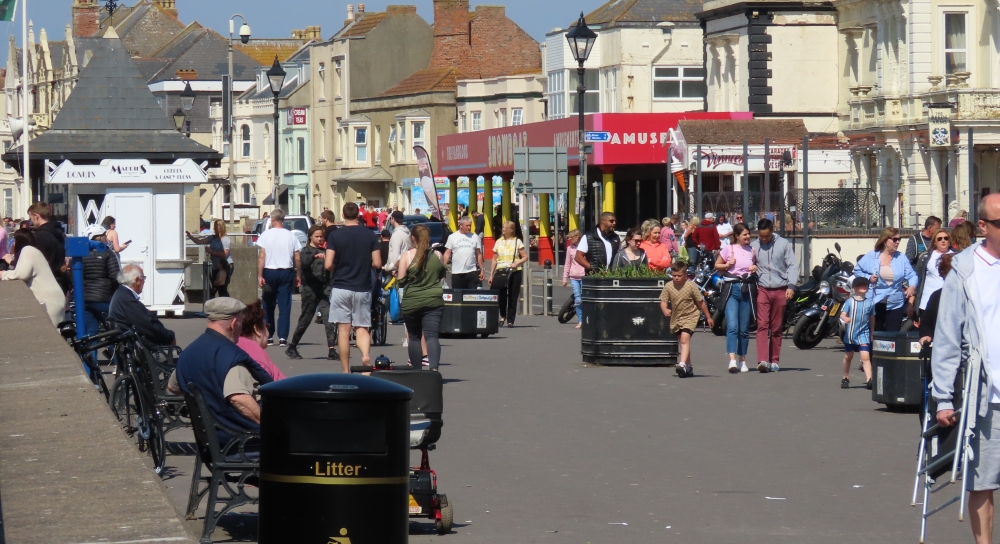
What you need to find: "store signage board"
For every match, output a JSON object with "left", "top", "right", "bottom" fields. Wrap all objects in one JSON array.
[
  {"left": 513, "top": 147, "right": 568, "bottom": 192},
  {"left": 48, "top": 159, "right": 208, "bottom": 185},
  {"left": 690, "top": 145, "right": 798, "bottom": 173}
]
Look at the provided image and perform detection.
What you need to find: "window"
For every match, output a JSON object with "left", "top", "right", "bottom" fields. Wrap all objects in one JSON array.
[
  {"left": 318, "top": 63, "right": 326, "bottom": 100},
  {"left": 499, "top": 108, "right": 507, "bottom": 128},
  {"left": 460, "top": 112, "right": 467, "bottom": 132},
  {"left": 297, "top": 137, "right": 306, "bottom": 171},
  {"left": 398, "top": 122, "right": 406, "bottom": 159},
  {"left": 547, "top": 70, "right": 565, "bottom": 119},
  {"left": 223, "top": 142, "right": 230, "bottom": 159},
  {"left": 241, "top": 124, "right": 251, "bottom": 157},
  {"left": 471, "top": 111, "right": 482, "bottom": 132},
  {"left": 242, "top": 183, "right": 251, "bottom": 204},
  {"left": 375, "top": 126, "right": 382, "bottom": 163},
  {"left": 412, "top": 122, "right": 425, "bottom": 158},
  {"left": 2, "top": 141, "right": 10, "bottom": 169},
  {"left": 944, "top": 13, "right": 967, "bottom": 74},
  {"left": 603, "top": 68, "right": 618, "bottom": 112},
  {"left": 570, "top": 69, "right": 600, "bottom": 114},
  {"left": 334, "top": 58, "right": 344, "bottom": 98},
  {"left": 319, "top": 119, "right": 327, "bottom": 161},
  {"left": 3, "top": 189, "right": 11, "bottom": 218},
  {"left": 653, "top": 67, "right": 707, "bottom": 99},
  {"left": 355, "top": 127, "right": 368, "bottom": 163},
  {"left": 388, "top": 125, "right": 397, "bottom": 162},
  {"left": 338, "top": 126, "right": 345, "bottom": 160},
  {"left": 511, "top": 108, "right": 523, "bottom": 126},
  {"left": 223, "top": 185, "right": 231, "bottom": 204}
]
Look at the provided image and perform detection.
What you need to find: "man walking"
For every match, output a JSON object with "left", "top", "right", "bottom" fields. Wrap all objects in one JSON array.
[
  {"left": 319, "top": 209, "right": 338, "bottom": 239},
  {"left": 325, "top": 202, "right": 382, "bottom": 372},
  {"left": 574, "top": 212, "right": 620, "bottom": 274},
  {"left": 256, "top": 209, "right": 302, "bottom": 346},
  {"left": 933, "top": 194, "right": 1000, "bottom": 544},
  {"left": 384, "top": 211, "right": 411, "bottom": 274},
  {"left": 28, "top": 202, "right": 67, "bottom": 292},
  {"left": 443, "top": 216, "right": 484, "bottom": 289},
  {"left": 751, "top": 218, "right": 798, "bottom": 372},
  {"left": 907, "top": 216, "right": 942, "bottom": 266}
]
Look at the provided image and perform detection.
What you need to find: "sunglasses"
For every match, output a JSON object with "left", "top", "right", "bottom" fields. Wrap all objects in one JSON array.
[
  {"left": 890, "top": 237, "right": 901, "bottom": 243},
  {"left": 631, "top": 238, "right": 642, "bottom": 242},
  {"left": 935, "top": 236, "right": 950, "bottom": 242},
  {"left": 982, "top": 218, "right": 1000, "bottom": 229}
]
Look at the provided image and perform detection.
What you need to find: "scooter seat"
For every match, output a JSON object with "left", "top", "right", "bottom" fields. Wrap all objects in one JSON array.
[
  {"left": 410, "top": 416, "right": 442, "bottom": 449},
  {"left": 796, "top": 279, "right": 817, "bottom": 294}
]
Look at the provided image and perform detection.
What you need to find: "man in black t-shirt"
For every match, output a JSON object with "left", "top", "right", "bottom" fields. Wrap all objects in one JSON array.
[{"left": 325, "top": 202, "right": 382, "bottom": 373}]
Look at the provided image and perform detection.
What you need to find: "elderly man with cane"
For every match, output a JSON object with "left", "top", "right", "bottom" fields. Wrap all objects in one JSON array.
[{"left": 933, "top": 194, "right": 1000, "bottom": 544}]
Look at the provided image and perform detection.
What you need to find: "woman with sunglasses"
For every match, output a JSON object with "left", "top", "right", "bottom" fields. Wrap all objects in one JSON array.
[
  {"left": 611, "top": 227, "right": 648, "bottom": 269},
  {"left": 640, "top": 219, "right": 672, "bottom": 272},
  {"left": 854, "top": 227, "right": 919, "bottom": 332},
  {"left": 914, "top": 227, "right": 954, "bottom": 317}
]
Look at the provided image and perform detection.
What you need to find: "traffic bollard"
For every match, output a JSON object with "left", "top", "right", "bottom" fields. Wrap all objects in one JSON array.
[{"left": 544, "top": 260, "right": 552, "bottom": 316}]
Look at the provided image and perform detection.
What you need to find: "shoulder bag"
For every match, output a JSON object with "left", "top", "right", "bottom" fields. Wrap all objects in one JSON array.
[{"left": 490, "top": 239, "right": 518, "bottom": 289}]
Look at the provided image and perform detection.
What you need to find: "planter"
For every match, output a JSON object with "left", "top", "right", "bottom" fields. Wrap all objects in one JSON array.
[{"left": 580, "top": 277, "right": 678, "bottom": 366}]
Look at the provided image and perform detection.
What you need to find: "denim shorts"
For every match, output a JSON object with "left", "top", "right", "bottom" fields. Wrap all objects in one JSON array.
[{"left": 970, "top": 404, "right": 1000, "bottom": 491}]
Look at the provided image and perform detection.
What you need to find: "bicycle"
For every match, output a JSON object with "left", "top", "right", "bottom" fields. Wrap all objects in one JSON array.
[
  {"left": 66, "top": 328, "right": 125, "bottom": 402},
  {"left": 107, "top": 328, "right": 167, "bottom": 475}
]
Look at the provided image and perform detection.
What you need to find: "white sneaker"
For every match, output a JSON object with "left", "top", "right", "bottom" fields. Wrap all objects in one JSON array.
[
  {"left": 728, "top": 360, "right": 738, "bottom": 373},
  {"left": 771, "top": 362, "right": 780, "bottom": 372},
  {"left": 757, "top": 361, "right": 769, "bottom": 373},
  {"left": 739, "top": 361, "right": 749, "bottom": 373},
  {"left": 402, "top": 338, "right": 409, "bottom": 347}
]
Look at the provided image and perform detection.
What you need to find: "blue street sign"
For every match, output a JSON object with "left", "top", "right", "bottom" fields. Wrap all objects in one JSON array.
[{"left": 584, "top": 131, "right": 611, "bottom": 143}]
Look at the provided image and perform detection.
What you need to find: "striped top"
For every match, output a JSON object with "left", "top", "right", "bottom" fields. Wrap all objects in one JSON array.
[{"left": 842, "top": 295, "right": 876, "bottom": 346}]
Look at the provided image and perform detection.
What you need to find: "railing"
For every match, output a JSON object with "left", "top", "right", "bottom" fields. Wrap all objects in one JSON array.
[
  {"left": 849, "top": 88, "right": 1000, "bottom": 129},
  {"left": 786, "top": 188, "right": 882, "bottom": 230}
]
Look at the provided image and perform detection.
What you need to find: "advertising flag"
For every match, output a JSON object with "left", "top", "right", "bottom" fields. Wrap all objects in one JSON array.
[
  {"left": 413, "top": 145, "right": 442, "bottom": 220},
  {"left": 0, "top": 0, "right": 16, "bottom": 22}
]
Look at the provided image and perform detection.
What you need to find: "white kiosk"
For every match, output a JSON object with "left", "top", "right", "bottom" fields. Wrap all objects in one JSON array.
[{"left": 48, "top": 159, "right": 209, "bottom": 314}]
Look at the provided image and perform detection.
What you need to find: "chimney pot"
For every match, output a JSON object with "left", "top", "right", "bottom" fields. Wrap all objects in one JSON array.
[
  {"left": 347, "top": 4, "right": 354, "bottom": 21},
  {"left": 358, "top": 3, "right": 365, "bottom": 13}
]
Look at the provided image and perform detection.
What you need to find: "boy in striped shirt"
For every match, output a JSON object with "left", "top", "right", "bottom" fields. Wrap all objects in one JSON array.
[{"left": 840, "top": 277, "right": 876, "bottom": 390}]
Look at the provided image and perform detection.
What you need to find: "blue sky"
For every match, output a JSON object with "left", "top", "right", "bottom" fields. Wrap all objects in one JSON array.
[{"left": 1, "top": 0, "right": 602, "bottom": 63}]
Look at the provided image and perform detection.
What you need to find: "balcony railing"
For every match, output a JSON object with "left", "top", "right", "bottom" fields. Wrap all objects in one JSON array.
[{"left": 847, "top": 78, "right": 1000, "bottom": 130}]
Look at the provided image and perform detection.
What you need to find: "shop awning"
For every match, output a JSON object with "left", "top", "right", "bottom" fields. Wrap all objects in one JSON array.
[{"left": 333, "top": 166, "right": 393, "bottom": 183}]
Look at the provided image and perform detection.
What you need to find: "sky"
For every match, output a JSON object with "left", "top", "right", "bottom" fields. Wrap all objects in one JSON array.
[{"left": 1, "top": 0, "right": 603, "bottom": 63}]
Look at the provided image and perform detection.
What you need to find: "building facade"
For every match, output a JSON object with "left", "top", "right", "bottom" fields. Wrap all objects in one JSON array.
[{"left": 456, "top": 74, "right": 545, "bottom": 133}]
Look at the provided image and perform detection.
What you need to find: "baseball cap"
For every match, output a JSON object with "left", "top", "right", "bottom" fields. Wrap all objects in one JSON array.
[{"left": 704, "top": 212, "right": 715, "bottom": 220}]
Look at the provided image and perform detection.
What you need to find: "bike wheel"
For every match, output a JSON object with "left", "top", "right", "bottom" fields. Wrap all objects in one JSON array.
[
  {"left": 148, "top": 416, "right": 167, "bottom": 475},
  {"left": 110, "top": 375, "right": 145, "bottom": 451},
  {"left": 557, "top": 296, "right": 575, "bottom": 324},
  {"left": 378, "top": 306, "right": 388, "bottom": 346}
]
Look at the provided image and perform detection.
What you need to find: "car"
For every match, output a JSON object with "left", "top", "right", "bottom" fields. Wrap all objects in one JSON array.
[{"left": 260, "top": 214, "right": 313, "bottom": 248}]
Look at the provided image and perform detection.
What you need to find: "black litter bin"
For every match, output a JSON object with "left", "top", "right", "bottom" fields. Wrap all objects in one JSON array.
[
  {"left": 871, "top": 331, "right": 923, "bottom": 409},
  {"left": 258, "top": 373, "right": 413, "bottom": 543},
  {"left": 440, "top": 289, "right": 500, "bottom": 338}
]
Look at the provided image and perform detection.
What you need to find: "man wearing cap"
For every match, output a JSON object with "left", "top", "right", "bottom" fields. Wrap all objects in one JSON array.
[
  {"left": 170, "top": 298, "right": 275, "bottom": 437},
  {"left": 80, "top": 224, "right": 120, "bottom": 337}
]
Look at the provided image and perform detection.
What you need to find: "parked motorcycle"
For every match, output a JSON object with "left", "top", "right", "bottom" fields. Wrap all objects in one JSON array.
[{"left": 792, "top": 244, "right": 855, "bottom": 349}]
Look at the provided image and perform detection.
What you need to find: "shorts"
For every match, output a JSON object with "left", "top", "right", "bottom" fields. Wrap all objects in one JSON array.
[
  {"left": 675, "top": 328, "right": 695, "bottom": 336},
  {"left": 970, "top": 404, "right": 1000, "bottom": 491},
  {"left": 844, "top": 343, "right": 870, "bottom": 353},
  {"left": 328, "top": 288, "right": 372, "bottom": 328}
]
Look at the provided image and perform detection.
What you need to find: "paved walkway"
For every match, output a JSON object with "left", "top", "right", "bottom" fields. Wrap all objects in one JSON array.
[{"left": 150, "top": 294, "right": 969, "bottom": 543}]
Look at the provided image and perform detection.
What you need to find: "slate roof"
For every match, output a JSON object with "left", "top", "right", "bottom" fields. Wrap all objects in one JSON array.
[
  {"left": 334, "top": 166, "right": 393, "bottom": 182},
  {"left": 581, "top": 0, "right": 704, "bottom": 25},
  {"left": 144, "top": 24, "right": 262, "bottom": 83},
  {"left": 106, "top": 2, "right": 186, "bottom": 58},
  {"left": 3, "top": 36, "right": 221, "bottom": 165},
  {"left": 376, "top": 67, "right": 462, "bottom": 98},
  {"left": 677, "top": 119, "right": 809, "bottom": 145}
]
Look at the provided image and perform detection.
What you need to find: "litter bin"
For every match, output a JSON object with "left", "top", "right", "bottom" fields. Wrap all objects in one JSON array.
[
  {"left": 258, "top": 373, "right": 413, "bottom": 543},
  {"left": 440, "top": 289, "right": 500, "bottom": 338},
  {"left": 871, "top": 331, "right": 923, "bottom": 409}
]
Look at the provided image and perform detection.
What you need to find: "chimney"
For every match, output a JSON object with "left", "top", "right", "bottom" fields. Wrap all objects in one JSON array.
[
  {"left": 305, "top": 26, "right": 322, "bottom": 40},
  {"left": 430, "top": 0, "right": 472, "bottom": 71},
  {"left": 386, "top": 5, "right": 417, "bottom": 16},
  {"left": 154, "top": 0, "right": 178, "bottom": 18},
  {"left": 72, "top": 0, "right": 101, "bottom": 38},
  {"left": 346, "top": 4, "right": 354, "bottom": 25},
  {"left": 176, "top": 69, "right": 197, "bottom": 80},
  {"left": 358, "top": 3, "right": 365, "bottom": 13}
]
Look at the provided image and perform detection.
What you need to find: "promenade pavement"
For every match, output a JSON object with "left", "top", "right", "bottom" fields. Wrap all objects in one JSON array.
[{"left": 152, "top": 294, "right": 967, "bottom": 543}]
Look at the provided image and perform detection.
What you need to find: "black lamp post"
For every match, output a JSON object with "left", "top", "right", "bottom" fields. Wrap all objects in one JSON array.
[
  {"left": 267, "top": 57, "right": 286, "bottom": 209},
  {"left": 180, "top": 81, "right": 196, "bottom": 137},
  {"left": 172, "top": 107, "right": 185, "bottom": 133},
  {"left": 566, "top": 12, "right": 597, "bottom": 228}
]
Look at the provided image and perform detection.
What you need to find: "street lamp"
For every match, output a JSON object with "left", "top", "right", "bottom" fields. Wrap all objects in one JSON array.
[
  {"left": 172, "top": 107, "right": 186, "bottom": 132},
  {"left": 566, "top": 12, "right": 597, "bottom": 228},
  {"left": 227, "top": 14, "right": 251, "bottom": 224},
  {"left": 267, "top": 56, "right": 286, "bottom": 210},
  {"left": 179, "top": 81, "right": 195, "bottom": 136}
]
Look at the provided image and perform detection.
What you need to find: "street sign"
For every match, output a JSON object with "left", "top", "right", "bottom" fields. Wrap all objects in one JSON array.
[
  {"left": 584, "top": 131, "right": 611, "bottom": 143},
  {"left": 513, "top": 147, "right": 568, "bottom": 192}
]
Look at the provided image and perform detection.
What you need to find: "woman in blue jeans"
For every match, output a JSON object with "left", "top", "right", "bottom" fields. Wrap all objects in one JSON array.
[
  {"left": 562, "top": 230, "right": 585, "bottom": 328},
  {"left": 715, "top": 224, "right": 758, "bottom": 373}
]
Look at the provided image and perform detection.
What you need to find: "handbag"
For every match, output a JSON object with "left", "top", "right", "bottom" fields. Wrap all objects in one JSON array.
[
  {"left": 490, "top": 239, "right": 518, "bottom": 289},
  {"left": 388, "top": 286, "right": 402, "bottom": 322},
  {"left": 678, "top": 245, "right": 689, "bottom": 263}
]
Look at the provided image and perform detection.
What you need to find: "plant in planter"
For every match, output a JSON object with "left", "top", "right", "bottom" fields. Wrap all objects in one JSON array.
[{"left": 580, "top": 266, "right": 678, "bottom": 366}]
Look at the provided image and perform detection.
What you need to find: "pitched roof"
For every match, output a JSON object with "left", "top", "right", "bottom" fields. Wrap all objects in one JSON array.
[
  {"left": 677, "top": 119, "right": 809, "bottom": 145},
  {"left": 144, "top": 24, "right": 262, "bottom": 82},
  {"left": 376, "top": 67, "right": 462, "bottom": 98},
  {"left": 336, "top": 12, "right": 390, "bottom": 38},
  {"left": 108, "top": 2, "right": 186, "bottom": 58},
  {"left": 3, "top": 37, "right": 220, "bottom": 163},
  {"left": 235, "top": 39, "right": 309, "bottom": 65},
  {"left": 582, "top": 0, "right": 704, "bottom": 25}
]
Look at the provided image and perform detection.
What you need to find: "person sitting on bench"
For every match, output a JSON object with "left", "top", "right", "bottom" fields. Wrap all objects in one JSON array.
[
  {"left": 108, "top": 264, "right": 176, "bottom": 346},
  {"left": 168, "top": 298, "right": 273, "bottom": 439}
]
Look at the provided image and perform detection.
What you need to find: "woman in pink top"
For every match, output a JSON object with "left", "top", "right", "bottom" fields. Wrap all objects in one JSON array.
[
  {"left": 715, "top": 224, "right": 758, "bottom": 372},
  {"left": 562, "top": 229, "right": 586, "bottom": 329},
  {"left": 238, "top": 301, "right": 287, "bottom": 381}
]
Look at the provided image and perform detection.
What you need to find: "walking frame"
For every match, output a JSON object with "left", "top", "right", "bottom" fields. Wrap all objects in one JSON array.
[{"left": 913, "top": 344, "right": 978, "bottom": 543}]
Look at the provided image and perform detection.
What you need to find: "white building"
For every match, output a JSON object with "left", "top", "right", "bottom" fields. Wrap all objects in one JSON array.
[
  {"left": 544, "top": 0, "right": 708, "bottom": 119},
  {"left": 456, "top": 73, "right": 545, "bottom": 132}
]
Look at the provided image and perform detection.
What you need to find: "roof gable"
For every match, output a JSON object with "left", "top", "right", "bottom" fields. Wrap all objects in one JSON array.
[
  {"left": 583, "top": 0, "right": 704, "bottom": 25},
  {"left": 336, "top": 12, "right": 389, "bottom": 38},
  {"left": 376, "top": 67, "right": 462, "bottom": 98}
]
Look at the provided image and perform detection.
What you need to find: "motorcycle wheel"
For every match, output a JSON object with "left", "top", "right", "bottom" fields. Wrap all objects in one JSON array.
[
  {"left": 711, "top": 307, "right": 726, "bottom": 336},
  {"left": 557, "top": 296, "right": 576, "bottom": 324},
  {"left": 792, "top": 315, "right": 826, "bottom": 350}
]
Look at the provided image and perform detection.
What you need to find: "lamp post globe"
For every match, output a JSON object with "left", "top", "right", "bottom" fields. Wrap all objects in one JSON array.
[
  {"left": 172, "top": 107, "right": 186, "bottom": 132},
  {"left": 267, "top": 57, "right": 286, "bottom": 96},
  {"left": 180, "top": 81, "right": 196, "bottom": 112},
  {"left": 565, "top": 12, "right": 597, "bottom": 64}
]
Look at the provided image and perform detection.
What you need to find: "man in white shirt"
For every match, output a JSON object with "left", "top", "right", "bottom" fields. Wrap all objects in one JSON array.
[
  {"left": 443, "top": 216, "right": 484, "bottom": 289},
  {"left": 256, "top": 209, "right": 302, "bottom": 346},
  {"left": 932, "top": 194, "right": 1000, "bottom": 544}
]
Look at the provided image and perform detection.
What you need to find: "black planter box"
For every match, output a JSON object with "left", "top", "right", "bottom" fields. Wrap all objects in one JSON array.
[{"left": 580, "top": 277, "right": 678, "bottom": 366}]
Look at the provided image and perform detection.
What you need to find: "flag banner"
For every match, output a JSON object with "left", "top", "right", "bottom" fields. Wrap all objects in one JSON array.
[
  {"left": 413, "top": 145, "right": 442, "bottom": 220},
  {"left": 0, "top": 0, "right": 16, "bottom": 22}
]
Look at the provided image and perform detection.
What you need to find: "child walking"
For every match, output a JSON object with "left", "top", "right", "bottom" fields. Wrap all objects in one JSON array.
[
  {"left": 660, "top": 261, "right": 715, "bottom": 378},
  {"left": 840, "top": 277, "right": 876, "bottom": 389}
]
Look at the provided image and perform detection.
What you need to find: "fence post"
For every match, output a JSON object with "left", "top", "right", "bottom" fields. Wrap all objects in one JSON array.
[
  {"left": 742, "top": 140, "right": 749, "bottom": 223},
  {"left": 696, "top": 145, "right": 703, "bottom": 218},
  {"left": 802, "top": 135, "right": 809, "bottom": 282},
  {"left": 544, "top": 260, "right": 552, "bottom": 316},
  {"left": 764, "top": 138, "right": 771, "bottom": 218}
]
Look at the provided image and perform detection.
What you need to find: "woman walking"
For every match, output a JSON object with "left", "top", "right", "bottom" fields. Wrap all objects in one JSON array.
[
  {"left": 100, "top": 216, "right": 130, "bottom": 254},
  {"left": 286, "top": 225, "right": 339, "bottom": 361},
  {"left": 396, "top": 224, "right": 446, "bottom": 370},
  {"left": 914, "top": 227, "right": 953, "bottom": 317},
  {"left": 2, "top": 229, "right": 65, "bottom": 326},
  {"left": 715, "top": 224, "right": 758, "bottom": 373},
  {"left": 640, "top": 219, "right": 672, "bottom": 271},
  {"left": 683, "top": 216, "right": 700, "bottom": 265},
  {"left": 562, "top": 229, "right": 586, "bottom": 329},
  {"left": 186, "top": 219, "right": 233, "bottom": 298},
  {"left": 854, "top": 227, "right": 918, "bottom": 332},
  {"left": 490, "top": 221, "right": 528, "bottom": 328},
  {"left": 611, "top": 227, "right": 648, "bottom": 269}
]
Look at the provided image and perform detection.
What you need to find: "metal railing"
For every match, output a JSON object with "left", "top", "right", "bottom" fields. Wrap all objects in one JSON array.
[{"left": 526, "top": 261, "right": 554, "bottom": 316}]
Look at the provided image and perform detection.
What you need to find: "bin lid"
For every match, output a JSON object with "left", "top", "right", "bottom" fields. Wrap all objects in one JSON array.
[{"left": 259, "top": 373, "right": 413, "bottom": 401}]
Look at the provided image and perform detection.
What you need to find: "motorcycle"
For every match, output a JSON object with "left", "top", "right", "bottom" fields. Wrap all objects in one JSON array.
[{"left": 792, "top": 244, "right": 855, "bottom": 350}]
